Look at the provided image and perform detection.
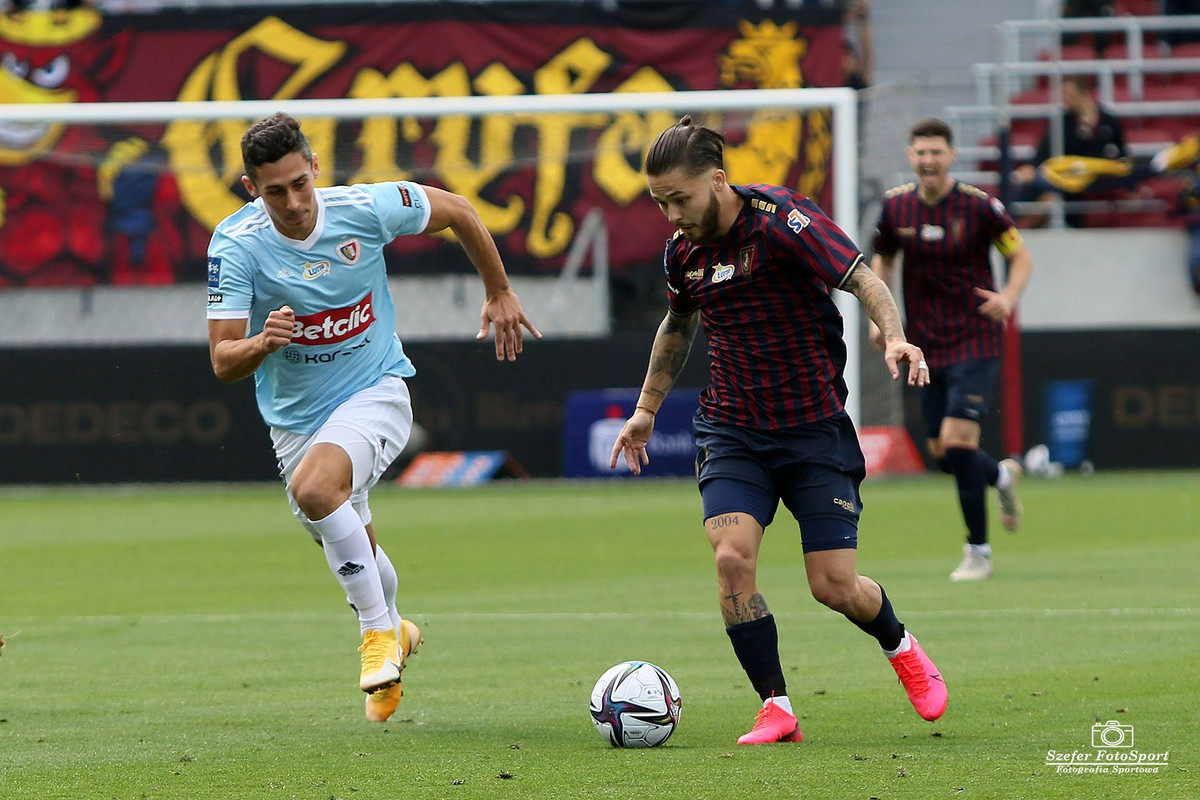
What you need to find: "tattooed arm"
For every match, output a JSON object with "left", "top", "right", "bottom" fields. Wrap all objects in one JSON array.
[
  {"left": 609, "top": 308, "right": 700, "bottom": 474},
  {"left": 636, "top": 309, "right": 700, "bottom": 414},
  {"left": 843, "top": 262, "right": 929, "bottom": 386}
]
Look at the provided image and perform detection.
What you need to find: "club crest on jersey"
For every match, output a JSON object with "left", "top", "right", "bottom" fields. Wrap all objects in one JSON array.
[
  {"left": 712, "top": 262, "right": 735, "bottom": 283},
  {"left": 336, "top": 238, "right": 361, "bottom": 265},
  {"left": 920, "top": 224, "right": 945, "bottom": 241},
  {"left": 739, "top": 246, "right": 755, "bottom": 278},
  {"left": 301, "top": 260, "right": 331, "bottom": 281},
  {"left": 787, "top": 208, "right": 811, "bottom": 234}
]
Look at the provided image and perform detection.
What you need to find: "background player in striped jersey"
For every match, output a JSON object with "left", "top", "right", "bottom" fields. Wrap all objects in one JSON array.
[
  {"left": 609, "top": 116, "right": 947, "bottom": 745},
  {"left": 207, "top": 113, "right": 539, "bottom": 722},
  {"left": 870, "top": 117, "right": 1033, "bottom": 582}
]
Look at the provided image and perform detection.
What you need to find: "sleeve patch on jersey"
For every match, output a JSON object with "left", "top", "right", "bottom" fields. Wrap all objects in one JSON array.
[
  {"left": 787, "top": 208, "right": 812, "bottom": 234},
  {"left": 207, "top": 293, "right": 223, "bottom": 304},
  {"left": 991, "top": 197, "right": 1007, "bottom": 216},
  {"left": 398, "top": 185, "right": 412, "bottom": 207},
  {"left": 207, "top": 256, "right": 221, "bottom": 289}
]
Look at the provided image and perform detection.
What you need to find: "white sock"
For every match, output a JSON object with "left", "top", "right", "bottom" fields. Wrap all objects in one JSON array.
[
  {"left": 969, "top": 543, "right": 993, "bottom": 558},
  {"left": 996, "top": 462, "right": 1013, "bottom": 491},
  {"left": 767, "top": 695, "right": 794, "bottom": 715},
  {"left": 374, "top": 545, "right": 402, "bottom": 632},
  {"left": 311, "top": 501, "right": 390, "bottom": 634},
  {"left": 883, "top": 631, "right": 913, "bottom": 659}
]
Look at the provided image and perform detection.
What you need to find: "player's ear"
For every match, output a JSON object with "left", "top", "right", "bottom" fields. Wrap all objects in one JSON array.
[
  {"left": 712, "top": 168, "right": 727, "bottom": 190},
  {"left": 241, "top": 174, "right": 258, "bottom": 198},
  {"left": 311, "top": 152, "right": 320, "bottom": 181}
]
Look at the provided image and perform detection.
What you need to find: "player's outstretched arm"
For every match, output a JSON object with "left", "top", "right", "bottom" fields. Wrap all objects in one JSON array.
[
  {"left": 208, "top": 306, "right": 295, "bottom": 383},
  {"left": 609, "top": 309, "right": 699, "bottom": 475},
  {"left": 843, "top": 265, "right": 929, "bottom": 387},
  {"left": 421, "top": 185, "right": 541, "bottom": 361},
  {"left": 866, "top": 251, "right": 899, "bottom": 350}
]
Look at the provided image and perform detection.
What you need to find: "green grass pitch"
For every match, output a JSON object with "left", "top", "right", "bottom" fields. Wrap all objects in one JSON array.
[{"left": 1, "top": 472, "right": 1197, "bottom": 799}]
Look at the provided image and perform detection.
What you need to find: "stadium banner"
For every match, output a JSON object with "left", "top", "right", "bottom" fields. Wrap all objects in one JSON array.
[
  {"left": 0, "top": 3, "right": 845, "bottom": 288},
  {"left": 562, "top": 388, "right": 701, "bottom": 479},
  {"left": 1, "top": 329, "right": 1198, "bottom": 484},
  {"left": 1021, "top": 330, "right": 1200, "bottom": 470}
]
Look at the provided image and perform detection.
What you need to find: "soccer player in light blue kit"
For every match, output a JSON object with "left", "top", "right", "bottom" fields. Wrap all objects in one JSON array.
[{"left": 207, "top": 113, "right": 540, "bottom": 723}]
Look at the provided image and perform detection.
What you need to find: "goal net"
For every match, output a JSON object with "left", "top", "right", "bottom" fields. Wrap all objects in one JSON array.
[{"left": 0, "top": 88, "right": 872, "bottom": 420}]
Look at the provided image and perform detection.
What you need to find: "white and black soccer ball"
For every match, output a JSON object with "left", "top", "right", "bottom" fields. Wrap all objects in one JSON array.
[{"left": 589, "top": 660, "right": 682, "bottom": 748}]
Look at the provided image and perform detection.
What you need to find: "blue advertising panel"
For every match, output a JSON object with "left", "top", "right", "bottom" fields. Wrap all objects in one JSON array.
[
  {"left": 1045, "top": 379, "right": 1093, "bottom": 469},
  {"left": 563, "top": 388, "right": 701, "bottom": 478}
]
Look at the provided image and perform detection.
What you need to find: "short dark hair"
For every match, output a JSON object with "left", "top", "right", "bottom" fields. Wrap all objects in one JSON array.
[
  {"left": 909, "top": 117, "right": 954, "bottom": 147},
  {"left": 1064, "top": 74, "right": 1094, "bottom": 93},
  {"left": 241, "top": 112, "right": 312, "bottom": 182},
  {"left": 645, "top": 115, "right": 725, "bottom": 177}
]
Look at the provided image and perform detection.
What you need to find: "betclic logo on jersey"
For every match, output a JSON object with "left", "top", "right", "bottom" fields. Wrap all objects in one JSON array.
[{"left": 290, "top": 294, "right": 374, "bottom": 345}]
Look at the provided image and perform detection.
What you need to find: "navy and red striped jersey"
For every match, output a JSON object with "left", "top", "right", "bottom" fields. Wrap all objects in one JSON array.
[
  {"left": 871, "top": 180, "right": 1023, "bottom": 369},
  {"left": 664, "top": 183, "right": 864, "bottom": 430}
]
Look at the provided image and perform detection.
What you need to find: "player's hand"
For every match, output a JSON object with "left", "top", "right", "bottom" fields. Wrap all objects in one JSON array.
[
  {"left": 867, "top": 320, "right": 886, "bottom": 351},
  {"left": 609, "top": 410, "right": 655, "bottom": 475},
  {"left": 261, "top": 305, "right": 295, "bottom": 353},
  {"left": 884, "top": 340, "right": 929, "bottom": 387},
  {"left": 973, "top": 287, "right": 1016, "bottom": 321},
  {"left": 478, "top": 287, "right": 542, "bottom": 362}
]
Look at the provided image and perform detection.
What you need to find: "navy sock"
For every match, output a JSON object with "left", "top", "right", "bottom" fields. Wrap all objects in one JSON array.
[
  {"left": 980, "top": 450, "right": 1000, "bottom": 486},
  {"left": 726, "top": 615, "right": 787, "bottom": 701},
  {"left": 944, "top": 446, "right": 989, "bottom": 545},
  {"left": 846, "top": 583, "right": 905, "bottom": 651}
]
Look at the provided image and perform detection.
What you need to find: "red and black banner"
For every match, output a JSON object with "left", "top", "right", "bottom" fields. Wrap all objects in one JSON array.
[{"left": 0, "top": 3, "right": 846, "bottom": 286}]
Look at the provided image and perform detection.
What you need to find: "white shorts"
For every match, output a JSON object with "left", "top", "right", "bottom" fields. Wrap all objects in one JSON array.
[{"left": 271, "top": 375, "right": 413, "bottom": 539}]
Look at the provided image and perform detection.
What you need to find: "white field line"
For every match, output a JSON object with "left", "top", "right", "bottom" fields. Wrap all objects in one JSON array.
[{"left": 2, "top": 607, "right": 1196, "bottom": 625}]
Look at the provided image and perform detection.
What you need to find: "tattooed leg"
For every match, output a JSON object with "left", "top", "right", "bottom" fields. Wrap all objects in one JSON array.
[{"left": 706, "top": 511, "right": 767, "bottom": 627}]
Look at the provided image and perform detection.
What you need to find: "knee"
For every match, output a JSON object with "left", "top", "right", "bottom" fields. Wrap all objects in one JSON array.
[
  {"left": 290, "top": 470, "right": 348, "bottom": 521},
  {"left": 809, "top": 574, "right": 856, "bottom": 613},
  {"left": 712, "top": 541, "right": 755, "bottom": 583}
]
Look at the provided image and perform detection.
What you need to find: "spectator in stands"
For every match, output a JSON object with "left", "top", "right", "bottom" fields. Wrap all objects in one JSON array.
[
  {"left": 1015, "top": 74, "right": 1128, "bottom": 226},
  {"left": 1061, "top": 0, "right": 1115, "bottom": 53},
  {"left": 843, "top": 0, "right": 873, "bottom": 89},
  {"left": 206, "top": 113, "right": 539, "bottom": 724},
  {"left": 610, "top": 115, "right": 945, "bottom": 746},
  {"left": 871, "top": 118, "right": 1032, "bottom": 582},
  {"left": 1164, "top": 0, "right": 1200, "bottom": 46},
  {"left": 1151, "top": 133, "right": 1200, "bottom": 292}
]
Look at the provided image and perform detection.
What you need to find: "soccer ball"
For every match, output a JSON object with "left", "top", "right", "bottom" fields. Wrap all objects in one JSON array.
[{"left": 589, "top": 660, "right": 682, "bottom": 748}]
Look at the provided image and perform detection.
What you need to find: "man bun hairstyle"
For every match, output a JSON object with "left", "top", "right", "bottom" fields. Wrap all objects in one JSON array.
[
  {"left": 909, "top": 117, "right": 954, "bottom": 147},
  {"left": 645, "top": 114, "right": 726, "bottom": 177},
  {"left": 241, "top": 112, "right": 313, "bottom": 182}
]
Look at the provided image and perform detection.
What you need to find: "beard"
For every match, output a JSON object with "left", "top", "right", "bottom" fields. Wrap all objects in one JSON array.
[{"left": 687, "top": 188, "right": 723, "bottom": 244}]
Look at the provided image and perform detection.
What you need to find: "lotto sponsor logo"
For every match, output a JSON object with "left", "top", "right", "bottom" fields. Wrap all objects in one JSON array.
[{"left": 290, "top": 294, "right": 374, "bottom": 345}]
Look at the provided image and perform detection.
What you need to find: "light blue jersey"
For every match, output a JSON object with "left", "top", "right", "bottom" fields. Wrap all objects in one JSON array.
[{"left": 207, "top": 181, "right": 431, "bottom": 433}]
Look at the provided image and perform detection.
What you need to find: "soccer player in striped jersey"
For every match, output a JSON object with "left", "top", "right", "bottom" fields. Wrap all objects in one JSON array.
[
  {"left": 609, "top": 116, "right": 947, "bottom": 745},
  {"left": 206, "top": 113, "right": 539, "bottom": 722},
  {"left": 870, "top": 118, "right": 1033, "bottom": 582}
]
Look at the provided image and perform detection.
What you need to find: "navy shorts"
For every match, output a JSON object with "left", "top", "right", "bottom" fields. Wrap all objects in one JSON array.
[
  {"left": 920, "top": 357, "right": 1001, "bottom": 440},
  {"left": 693, "top": 411, "right": 866, "bottom": 553}
]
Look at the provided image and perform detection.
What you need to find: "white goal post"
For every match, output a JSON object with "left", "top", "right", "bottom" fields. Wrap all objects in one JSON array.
[{"left": 0, "top": 87, "right": 862, "bottom": 420}]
